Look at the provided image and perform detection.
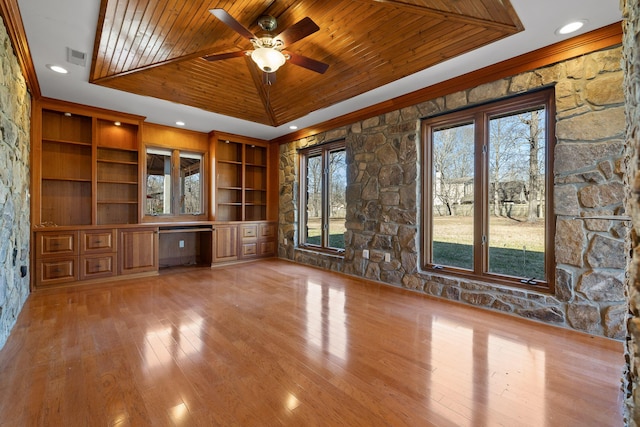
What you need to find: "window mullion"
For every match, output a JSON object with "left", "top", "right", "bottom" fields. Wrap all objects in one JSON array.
[
  {"left": 321, "top": 151, "right": 329, "bottom": 248},
  {"left": 475, "top": 113, "right": 488, "bottom": 276}
]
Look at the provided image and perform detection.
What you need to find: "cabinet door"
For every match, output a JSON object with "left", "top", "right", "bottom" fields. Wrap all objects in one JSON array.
[
  {"left": 119, "top": 228, "right": 158, "bottom": 274},
  {"left": 213, "top": 225, "right": 238, "bottom": 263}
]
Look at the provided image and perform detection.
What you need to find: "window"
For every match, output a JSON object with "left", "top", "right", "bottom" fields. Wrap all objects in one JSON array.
[
  {"left": 422, "top": 88, "right": 554, "bottom": 289},
  {"left": 299, "top": 141, "right": 347, "bottom": 252},
  {"left": 146, "top": 147, "right": 204, "bottom": 217}
]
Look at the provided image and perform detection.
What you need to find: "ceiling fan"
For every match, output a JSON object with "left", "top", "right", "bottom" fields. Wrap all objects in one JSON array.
[{"left": 203, "top": 9, "right": 329, "bottom": 85}]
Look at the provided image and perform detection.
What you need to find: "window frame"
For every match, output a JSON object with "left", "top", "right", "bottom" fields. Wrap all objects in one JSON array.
[
  {"left": 298, "top": 140, "right": 347, "bottom": 254},
  {"left": 144, "top": 146, "right": 207, "bottom": 221},
  {"left": 421, "top": 88, "right": 555, "bottom": 291}
]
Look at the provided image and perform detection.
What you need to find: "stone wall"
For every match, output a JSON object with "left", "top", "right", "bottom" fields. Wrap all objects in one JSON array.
[
  {"left": 623, "top": 0, "right": 640, "bottom": 423},
  {"left": 0, "top": 16, "right": 31, "bottom": 350},
  {"left": 279, "top": 44, "right": 627, "bottom": 339}
]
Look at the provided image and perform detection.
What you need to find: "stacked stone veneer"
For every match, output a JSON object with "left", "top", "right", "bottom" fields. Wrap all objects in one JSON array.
[
  {"left": 280, "top": 44, "right": 627, "bottom": 339},
  {"left": 624, "top": 0, "right": 640, "bottom": 423},
  {"left": 0, "top": 16, "right": 30, "bottom": 350}
]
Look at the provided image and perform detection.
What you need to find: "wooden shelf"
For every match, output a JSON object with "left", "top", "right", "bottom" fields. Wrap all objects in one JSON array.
[
  {"left": 97, "top": 159, "right": 138, "bottom": 165},
  {"left": 42, "top": 138, "right": 91, "bottom": 147},
  {"left": 97, "top": 180, "right": 138, "bottom": 185},
  {"left": 43, "top": 177, "right": 92, "bottom": 183},
  {"left": 97, "top": 201, "right": 138, "bottom": 204}
]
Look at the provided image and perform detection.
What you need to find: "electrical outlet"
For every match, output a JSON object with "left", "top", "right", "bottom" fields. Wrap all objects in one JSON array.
[
  {"left": 284, "top": 238, "right": 288, "bottom": 245},
  {"left": 384, "top": 253, "right": 391, "bottom": 262},
  {"left": 179, "top": 240, "right": 185, "bottom": 248},
  {"left": 363, "top": 249, "right": 369, "bottom": 259}
]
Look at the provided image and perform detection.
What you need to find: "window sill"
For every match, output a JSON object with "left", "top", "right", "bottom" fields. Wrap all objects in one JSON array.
[{"left": 295, "top": 245, "right": 345, "bottom": 259}]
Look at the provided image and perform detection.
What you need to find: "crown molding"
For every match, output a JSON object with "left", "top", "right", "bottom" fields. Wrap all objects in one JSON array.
[{"left": 0, "top": 0, "right": 40, "bottom": 98}]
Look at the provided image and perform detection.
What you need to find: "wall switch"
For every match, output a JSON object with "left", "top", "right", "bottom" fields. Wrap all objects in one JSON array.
[
  {"left": 384, "top": 253, "right": 391, "bottom": 263},
  {"left": 284, "top": 238, "right": 288, "bottom": 245},
  {"left": 179, "top": 240, "right": 185, "bottom": 248},
  {"left": 363, "top": 249, "right": 369, "bottom": 259}
]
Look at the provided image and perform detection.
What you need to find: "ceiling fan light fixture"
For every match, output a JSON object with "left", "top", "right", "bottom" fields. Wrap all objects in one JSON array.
[{"left": 251, "top": 47, "right": 286, "bottom": 73}]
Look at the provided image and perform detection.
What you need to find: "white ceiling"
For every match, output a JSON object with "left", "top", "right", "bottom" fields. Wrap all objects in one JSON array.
[{"left": 16, "top": 0, "right": 622, "bottom": 140}]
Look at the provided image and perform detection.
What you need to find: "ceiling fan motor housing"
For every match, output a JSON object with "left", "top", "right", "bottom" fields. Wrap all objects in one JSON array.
[{"left": 257, "top": 15, "right": 277, "bottom": 32}]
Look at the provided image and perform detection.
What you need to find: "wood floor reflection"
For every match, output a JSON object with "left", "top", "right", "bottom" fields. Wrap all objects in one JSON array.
[{"left": 0, "top": 259, "right": 624, "bottom": 426}]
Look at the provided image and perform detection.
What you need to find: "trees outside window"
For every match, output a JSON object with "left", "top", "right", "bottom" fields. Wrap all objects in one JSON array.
[
  {"left": 300, "top": 141, "right": 347, "bottom": 251},
  {"left": 146, "top": 148, "right": 204, "bottom": 217},
  {"left": 422, "top": 88, "right": 554, "bottom": 289}
]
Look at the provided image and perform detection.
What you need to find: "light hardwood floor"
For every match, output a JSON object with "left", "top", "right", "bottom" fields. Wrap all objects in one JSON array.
[{"left": 0, "top": 259, "right": 624, "bottom": 426}]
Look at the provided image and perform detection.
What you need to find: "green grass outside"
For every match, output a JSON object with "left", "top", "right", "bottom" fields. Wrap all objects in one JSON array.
[
  {"left": 306, "top": 234, "right": 345, "bottom": 249},
  {"left": 433, "top": 241, "right": 544, "bottom": 279}
]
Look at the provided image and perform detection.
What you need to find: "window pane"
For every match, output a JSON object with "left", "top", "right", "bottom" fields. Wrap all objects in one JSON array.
[
  {"left": 146, "top": 149, "right": 172, "bottom": 215},
  {"left": 305, "top": 154, "right": 322, "bottom": 246},
  {"left": 328, "top": 149, "right": 346, "bottom": 249},
  {"left": 179, "top": 152, "right": 202, "bottom": 214},
  {"left": 432, "top": 123, "right": 475, "bottom": 270},
  {"left": 488, "top": 108, "right": 546, "bottom": 279}
]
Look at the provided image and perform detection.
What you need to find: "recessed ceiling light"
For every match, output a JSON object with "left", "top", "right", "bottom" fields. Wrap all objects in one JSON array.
[
  {"left": 46, "top": 64, "right": 68, "bottom": 74},
  {"left": 556, "top": 20, "right": 587, "bottom": 35},
  {"left": 289, "top": 125, "right": 298, "bottom": 130},
  {"left": 114, "top": 121, "right": 121, "bottom": 126},
  {"left": 176, "top": 121, "right": 185, "bottom": 126}
]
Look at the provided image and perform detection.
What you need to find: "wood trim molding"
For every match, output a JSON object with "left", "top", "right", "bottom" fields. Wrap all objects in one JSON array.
[
  {"left": 270, "top": 22, "right": 622, "bottom": 145},
  {"left": 0, "top": 0, "right": 40, "bottom": 98}
]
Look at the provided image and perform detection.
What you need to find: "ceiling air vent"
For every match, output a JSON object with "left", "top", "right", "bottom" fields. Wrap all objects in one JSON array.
[{"left": 66, "top": 47, "right": 86, "bottom": 67}]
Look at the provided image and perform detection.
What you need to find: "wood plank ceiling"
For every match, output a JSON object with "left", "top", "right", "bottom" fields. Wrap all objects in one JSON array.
[{"left": 90, "top": 0, "right": 523, "bottom": 127}]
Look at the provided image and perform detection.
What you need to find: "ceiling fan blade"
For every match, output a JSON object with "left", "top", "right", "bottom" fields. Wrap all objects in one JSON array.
[
  {"left": 274, "top": 17, "right": 319, "bottom": 47},
  {"left": 209, "top": 9, "right": 256, "bottom": 40},
  {"left": 202, "top": 51, "right": 247, "bottom": 62},
  {"left": 285, "top": 51, "right": 329, "bottom": 74},
  {"left": 263, "top": 72, "right": 276, "bottom": 85}
]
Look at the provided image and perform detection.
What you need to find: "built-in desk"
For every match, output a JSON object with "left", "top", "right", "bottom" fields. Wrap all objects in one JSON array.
[
  {"left": 158, "top": 224, "right": 213, "bottom": 268},
  {"left": 157, "top": 221, "right": 276, "bottom": 267}
]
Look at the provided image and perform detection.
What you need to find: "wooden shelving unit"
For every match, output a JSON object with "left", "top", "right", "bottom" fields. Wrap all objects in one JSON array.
[
  {"left": 215, "top": 138, "right": 268, "bottom": 222},
  {"left": 96, "top": 119, "right": 140, "bottom": 225},
  {"left": 33, "top": 102, "right": 143, "bottom": 227},
  {"left": 40, "top": 110, "right": 93, "bottom": 225}
]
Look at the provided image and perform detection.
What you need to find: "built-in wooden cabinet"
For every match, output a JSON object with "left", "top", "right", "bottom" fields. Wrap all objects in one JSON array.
[
  {"left": 215, "top": 221, "right": 276, "bottom": 263},
  {"left": 119, "top": 228, "right": 158, "bottom": 274},
  {"left": 97, "top": 147, "right": 139, "bottom": 225},
  {"left": 40, "top": 110, "right": 92, "bottom": 225},
  {"left": 34, "top": 230, "right": 79, "bottom": 287},
  {"left": 31, "top": 100, "right": 277, "bottom": 288},
  {"left": 33, "top": 99, "right": 143, "bottom": 227},
  {"left": 213, "top": 135, "right": 270, "bottom": 222},
  {"left": 79, "top": 229, "right": 117, "bottom": 280},
  {"left": 212, "top": 224, "right": 238, "bottom": 263}
]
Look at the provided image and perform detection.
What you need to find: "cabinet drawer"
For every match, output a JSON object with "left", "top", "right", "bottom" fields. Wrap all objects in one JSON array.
[
  {"left": 81, "top": 230, "right": 116, "bottom": 254},
  {"left": 36, "top": 258, "right": 77, "bottom": 286},
  {"left": 259, "top": 223, "right": 275, "bottom": 238},
  {"left": 241, "top": 225, "right": 258, "bottom": 240},
  {"left": 259, "top": 241, "right": 275, "bottom": 256},
  {"left": 36, "top": 232, "right": 78, "bottom": 257},
  {"left": 81, "top": 254, "right": 116, "bottom": 280},
  {"left": 241, "top": 242, "right": 257, "bottom": 257}
]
